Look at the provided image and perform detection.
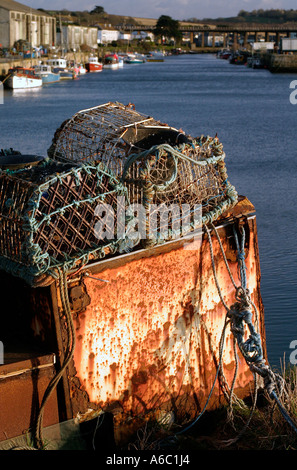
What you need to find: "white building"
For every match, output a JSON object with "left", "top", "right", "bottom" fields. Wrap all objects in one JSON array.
[
  {"left": 97, "top": 25, "right": 119, "bottom": 45},
  {"left": 131, "top": 30, "right": 154, "bottom": 41},
  {"left": 57, "top": 25, "right": 98, "bottom": 51},
  {"left": 118, "top": 31, "right": 131, "bottom": 42},
  {"left": 0, "top": 0, "right": 56, "bottom": 48}
]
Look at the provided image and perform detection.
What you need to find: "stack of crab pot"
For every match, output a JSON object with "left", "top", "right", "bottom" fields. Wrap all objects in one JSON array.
[{"left": 0, "top": 102, "right": 266, "bottom": 447}]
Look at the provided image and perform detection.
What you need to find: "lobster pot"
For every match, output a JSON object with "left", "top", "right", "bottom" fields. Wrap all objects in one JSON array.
[
  {"left": 0, "top": 159, "right": 128, "bottom": 286},
  {"left": 0, "top": 106, "right": 267, "bottom": 447},
  {"left": 48, "top": 102, "right": 238, "bottom": 241}
]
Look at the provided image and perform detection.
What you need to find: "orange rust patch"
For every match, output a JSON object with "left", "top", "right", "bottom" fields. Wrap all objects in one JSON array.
[{"left": 71, "top": 221, "right": 264, "bottom": 417}]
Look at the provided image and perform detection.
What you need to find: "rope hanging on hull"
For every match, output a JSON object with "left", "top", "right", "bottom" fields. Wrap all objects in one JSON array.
[{"left": 174, "top": 222, "right": 297, "bottom": 443}]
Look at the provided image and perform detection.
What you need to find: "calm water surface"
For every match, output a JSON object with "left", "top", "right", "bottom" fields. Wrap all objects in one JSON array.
[{"left": 1, "top": 54, "right": 297, "bottom": 369}]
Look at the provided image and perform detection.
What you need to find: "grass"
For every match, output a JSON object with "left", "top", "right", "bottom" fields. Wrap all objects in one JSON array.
[{"left": 120, "top": 365, "right": 297, "bottom": 451}]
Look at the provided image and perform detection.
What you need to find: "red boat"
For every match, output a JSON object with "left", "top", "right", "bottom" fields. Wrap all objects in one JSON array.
[{"left": 85, "top": 56, "right": 103, "bottom": 72}]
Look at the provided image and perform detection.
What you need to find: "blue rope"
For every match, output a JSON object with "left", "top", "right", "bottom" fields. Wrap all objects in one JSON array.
[
  {"left": 230, "top": 226, "right": 297, "bottom": 436},
  {"left": 173, "top": 223, "right": 297, "bottom": 440}
]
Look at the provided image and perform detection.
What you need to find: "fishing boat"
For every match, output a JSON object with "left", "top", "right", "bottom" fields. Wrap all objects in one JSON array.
[
  {"left": 33, "top": 64, "right": 60, "bottom": 84},
  {"left": 229, "top": 51, "right": 249, "bottom": 65},
  {"left": 218, "top": 50, "right": 232, "bottom": 60},
  {"left": 103, "top": 53, "right": 120, "bottom": 69},
  {"left": 0, "top": 102, "right": 283, "bottom": 451},
  {"left": 47, "top": 58, "right": 67, "bottom": 69},
  {"left": 146, "top": 51, "right": 165, "bottom": 62},
  {"left": 3, "top": 67, "right": 42, "bottom": 89},
  {"left": 85, "top": 56, "right": 102, "bottom": 73},
  {"left": 77, "top": 64, "right": 87, "bottom": 74},
  {"left": 47, "top": 58, "right": 76, "bottom": 80},
  {"left": 248, "top": 55, "right": 265, "bottom": 69},
  {"left": 124, "top": 53, "right": 146, "bottom": 64}
]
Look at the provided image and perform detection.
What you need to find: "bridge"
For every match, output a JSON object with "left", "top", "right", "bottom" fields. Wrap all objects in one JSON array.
[{"left": 115, "top": 22, "right": 297, "bottom": 48}]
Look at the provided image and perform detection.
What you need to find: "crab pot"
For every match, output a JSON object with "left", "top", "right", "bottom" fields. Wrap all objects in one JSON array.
[{"left": 0, "top": 104, "right": 266, "bottom": 445}]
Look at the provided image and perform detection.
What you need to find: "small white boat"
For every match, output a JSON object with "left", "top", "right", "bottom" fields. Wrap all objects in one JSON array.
[
  {"left": 124, "top": 54, "right": 146, "bottom": 64},
  {"left": 3, "top": 67, "right": 42, "bottom": 89},
  {"left": 77, "top": 64, "right": 87, "bottom": 74}
]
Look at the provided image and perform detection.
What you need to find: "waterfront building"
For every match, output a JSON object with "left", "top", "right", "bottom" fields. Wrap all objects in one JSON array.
[
  {"left": 56, "top": 25, "right": 98, "bottom": 51},
  {"left": 0, "top": 0, "right": 56, "bottom": 48}
]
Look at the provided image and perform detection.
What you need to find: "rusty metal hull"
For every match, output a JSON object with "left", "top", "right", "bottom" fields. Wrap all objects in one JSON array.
[
  {"left": 60, "top": 201, "right": 265, "bottom": 426},
  {"left": 0, "top": 198, "right": 265, "bottom": 444},
  {"left": 0, "top": 354, "right": 59, "bottom": 441}
]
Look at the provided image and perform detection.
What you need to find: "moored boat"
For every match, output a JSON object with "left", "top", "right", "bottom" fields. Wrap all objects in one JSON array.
[
  {"left": 34, "top": 64, "right": 60, "bottom": 84},
  {"left": 3, "top": 67, "right": 42, "bottom": 89},
  {"left": 217, "top": 49, "right": 232, "bottom": 60},
  {"left": 0, "top": 102, "right": 275, "bottom": 450},
  {"left": 77, "top": 64, "right": 87, "bottom": 74},
  {"left": 250, "top": 55, "right": 265, "bottom": 69},
  {"left": 103, "top": 53, "right": 120, "bottom": 69},
  {"left": 146, "top": 51, "right": 165, "bottom": 62},
  {"left": 85, "top": 56, "right": 103, "bottom": 73},
  {"left": 124, "top": 53, "right": 146, "bottom": 64},
  {"left": 47, "top": 58, "right": 76, "bottom": 80}
]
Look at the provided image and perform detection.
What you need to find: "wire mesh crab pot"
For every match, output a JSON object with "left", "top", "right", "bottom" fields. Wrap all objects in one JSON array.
[
  {"left": 0, "top": 157, "right": 128, "bottom": 286},
  {"left": 48, "top": 102, "right": 238, "bottom": 244}
]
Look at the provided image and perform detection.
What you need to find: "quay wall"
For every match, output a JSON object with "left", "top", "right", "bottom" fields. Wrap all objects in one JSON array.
[
  {"left": 263, "top": 53, "right": 297, "bottom": 72},
  {"left": 0, "top": 58, "right": 41, "bottom": 77},
  {"left": 0, "top": 52, "right": 91, "bottom": 78}
]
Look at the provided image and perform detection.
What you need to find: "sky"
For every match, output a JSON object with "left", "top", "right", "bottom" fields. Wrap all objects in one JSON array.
[{"left": 22, "top": 0, "right": 297, "bottom": 20}]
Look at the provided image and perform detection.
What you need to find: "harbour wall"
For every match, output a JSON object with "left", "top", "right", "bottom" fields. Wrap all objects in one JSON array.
[
  {"left": 263, "top": 53, "right": 297, "bottom": 72},
  {"left": 0, "top": 52, "right": 90, "bottom": 78}
]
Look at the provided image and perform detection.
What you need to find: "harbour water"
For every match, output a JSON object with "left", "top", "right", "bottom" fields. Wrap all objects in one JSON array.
[{"left": 0, "top": 53, "right": 296, "bottom": 369}]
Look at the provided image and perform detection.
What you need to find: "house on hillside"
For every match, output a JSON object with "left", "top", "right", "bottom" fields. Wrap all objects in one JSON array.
[{"left": 0, "top": 0, "right": 56, "bottom": 48}]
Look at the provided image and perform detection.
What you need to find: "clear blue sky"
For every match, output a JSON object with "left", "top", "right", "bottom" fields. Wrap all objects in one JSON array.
[{"left": 22, "top": 0, "right": 297, "bottom": 20}]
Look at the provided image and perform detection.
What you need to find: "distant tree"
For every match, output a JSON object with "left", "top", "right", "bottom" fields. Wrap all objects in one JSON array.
[
  {"left": 90, "top": 6, "right": 105, "bottom": 15},
  {"left": 153, "top": 15, "right": 182, "bottom": 43},
  {"left": 238, "top": 10, "right": 248, "bottom": 17}
]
